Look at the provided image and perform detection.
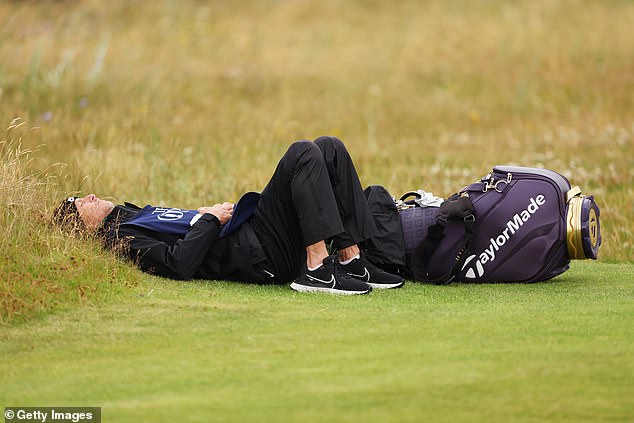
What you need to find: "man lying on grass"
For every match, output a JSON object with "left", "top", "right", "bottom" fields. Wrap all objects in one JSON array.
[{"left": 53, "top": 136, "right": 404, "bottom": 295}]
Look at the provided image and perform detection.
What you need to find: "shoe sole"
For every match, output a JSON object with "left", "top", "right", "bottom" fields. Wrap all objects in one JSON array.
[
  {"left": 290, "top": 282, "right": 371, "bottom": 295},
  {"left": 367, "top": 281, "right": 405, "bottom": 289}
]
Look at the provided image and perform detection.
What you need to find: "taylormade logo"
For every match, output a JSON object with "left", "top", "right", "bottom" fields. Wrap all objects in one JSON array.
[{"left": 462, "top": 194, "right": 546, "bottom": 279}]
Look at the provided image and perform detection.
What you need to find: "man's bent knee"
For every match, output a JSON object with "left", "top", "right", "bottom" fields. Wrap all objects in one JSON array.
[
  {"left": 284, "top": 140, "right": 323, "bottom": 166},
  {"left": 313, "top": 136, "right": 346, "bottom": 152}
]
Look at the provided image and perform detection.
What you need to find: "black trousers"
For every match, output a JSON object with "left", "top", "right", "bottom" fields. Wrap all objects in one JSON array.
[{"left": 250, "top": 136, "right": 377, "bottom": 283}]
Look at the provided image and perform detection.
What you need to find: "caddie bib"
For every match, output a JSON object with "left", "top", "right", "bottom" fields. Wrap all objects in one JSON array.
[
  {"left": 120, "top": 206, "right": 199, "bottom": 235},
  {"left": 120, "top": 192, "right": 261, "bottom": 238}
]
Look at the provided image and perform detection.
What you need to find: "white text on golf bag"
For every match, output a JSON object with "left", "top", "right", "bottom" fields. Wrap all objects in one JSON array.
[{"left": 462, "top": 194, "right": 546, "bottom": 279}]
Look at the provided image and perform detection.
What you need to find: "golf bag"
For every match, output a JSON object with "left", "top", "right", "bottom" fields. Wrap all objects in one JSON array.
[{"left": 367, "top": 166, "right": 601, "bottom": 283}]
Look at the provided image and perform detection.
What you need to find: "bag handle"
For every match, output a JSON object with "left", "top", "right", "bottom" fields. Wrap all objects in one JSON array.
[
  {"left": 397, "top": 190, "right": 444, "bottom": 210},
  {"left": 400, "top": 191, "right": 422, "bottom": 202},
  {"left": 408, "top": 194, "right": 476, "bottom": 284}
]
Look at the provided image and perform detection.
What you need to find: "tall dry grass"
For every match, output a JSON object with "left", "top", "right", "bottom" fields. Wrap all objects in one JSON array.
[
  {"left": 0, "top": 119, "right": 142, "bottom": 323},
  {"left": 0, "top": 0, "right": 632, "bottom": 322}
]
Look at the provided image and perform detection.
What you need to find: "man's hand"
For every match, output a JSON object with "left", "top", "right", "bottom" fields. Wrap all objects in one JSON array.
[{"left": 198, "top": 202, "right": 234, "bottom": 225}]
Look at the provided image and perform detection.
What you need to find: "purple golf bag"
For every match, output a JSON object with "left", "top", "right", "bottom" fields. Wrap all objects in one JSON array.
[{"left": 400, "top": 166, "right": 601, "bottom": 283}]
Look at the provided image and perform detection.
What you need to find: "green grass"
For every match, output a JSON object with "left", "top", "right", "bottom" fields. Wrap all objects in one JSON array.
[
  {"left": 1, "top": 262, "right": 632, "bottom": 422},
  {"left": 1, "top": 1, "right": 633, "bottom": 421}
]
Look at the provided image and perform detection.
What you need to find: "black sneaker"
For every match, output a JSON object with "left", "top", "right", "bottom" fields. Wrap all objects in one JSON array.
[
  {"left": 339, "top": 253, "right": 405, "bottom": 289},
  {"left": 290, "top": 256, "right": 372, "bottom": 295}
]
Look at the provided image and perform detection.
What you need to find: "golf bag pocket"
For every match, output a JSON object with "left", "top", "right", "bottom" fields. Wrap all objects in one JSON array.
[{"left": 398, "top": 191, "right": 443, "bottom": 256}]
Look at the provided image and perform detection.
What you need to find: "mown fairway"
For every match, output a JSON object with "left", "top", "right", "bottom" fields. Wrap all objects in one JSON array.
[
  {"left": 1, "top": 0, "right": 633, "bottom": 421},
  {"left": 1, "top": 262, "right": 633, "bottom": 422}
]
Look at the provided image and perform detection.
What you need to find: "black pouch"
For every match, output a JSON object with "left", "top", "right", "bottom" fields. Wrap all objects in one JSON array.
[{"left": 363, "top": 185, "right": 407, "bottom": 275}]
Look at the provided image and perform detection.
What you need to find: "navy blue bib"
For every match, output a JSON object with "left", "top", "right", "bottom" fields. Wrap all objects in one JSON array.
[
  {"left": 121, "top": 206, "right": 199, "bottom": 235},
  {"left": 120, "top": 192, "right": 260, "bottom": 238}
]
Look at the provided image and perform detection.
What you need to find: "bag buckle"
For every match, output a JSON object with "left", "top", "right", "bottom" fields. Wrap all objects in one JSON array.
[{"left": 483, "top": 173, "right": 512, "bottom": 193}]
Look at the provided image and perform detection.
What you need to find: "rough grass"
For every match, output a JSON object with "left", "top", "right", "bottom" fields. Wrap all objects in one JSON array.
[
  {"left": 0, "top": 0, "right": 632, "bottom": 257},
  {"left": 0, "top": 124, "right": 143, "bottom": 323}
]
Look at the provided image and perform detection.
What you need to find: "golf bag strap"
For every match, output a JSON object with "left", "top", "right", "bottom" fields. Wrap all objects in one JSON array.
[{"left": 411, "top": 194, "right": 475, "bottom": 284}]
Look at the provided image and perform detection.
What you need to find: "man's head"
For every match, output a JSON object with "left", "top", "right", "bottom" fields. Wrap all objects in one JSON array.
[{"left": 53, "top": 194, "right": 115, "bottom": 232}]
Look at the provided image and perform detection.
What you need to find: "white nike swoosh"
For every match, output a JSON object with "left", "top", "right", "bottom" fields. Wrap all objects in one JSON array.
[
  {"left": 307, "top": 274, "right": 336, "bottom": 288},
  {"left": 347, "top": 267, "right": 370, "bottom": 282}
]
